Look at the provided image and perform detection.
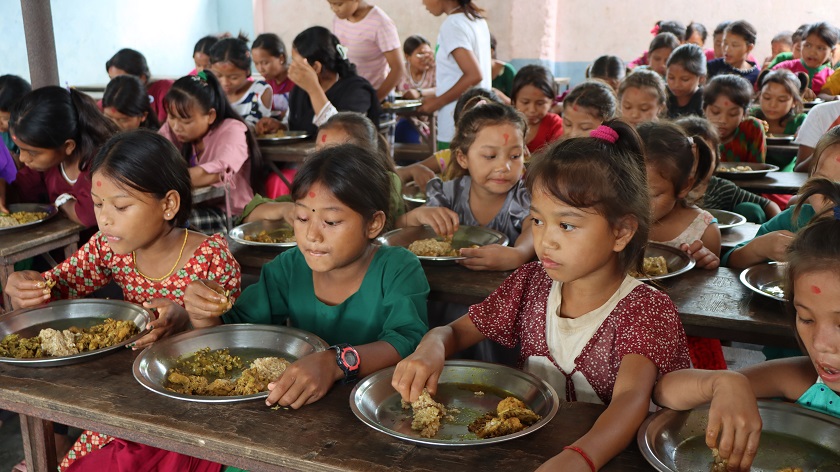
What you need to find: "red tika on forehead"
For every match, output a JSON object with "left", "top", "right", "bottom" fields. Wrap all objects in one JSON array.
[
  {"left": 503, "top": 133, "right": 509, "bottom": 145},
  {"left": 96, "top": 180, "right": 102, "bottom": 187},
  {"left": 309, "top": 191, "right": 316, "bottom": 198},
  {"left": 321, "top": 133, "right": 327, "bottom": 143},
  {"left": 812, "top": 285, "right": 822, "bottom": 295}
]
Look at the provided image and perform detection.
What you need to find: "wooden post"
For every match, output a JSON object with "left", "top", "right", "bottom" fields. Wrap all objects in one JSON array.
[
  {"left": 19, "top": 414, "right": 57, "bottom": 472},
  {"left": 20, "top": 0, "right": 60, "bottom": 88}
]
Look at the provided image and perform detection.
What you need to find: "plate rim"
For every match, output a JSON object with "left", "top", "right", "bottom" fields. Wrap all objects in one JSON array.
[
  {"left": 0, "top": 203, "right": 58, "bottom": 233},
  {"left": 256, "top": 131, "right": 310, "bottom": 143},
  {"left": 349, "top": 359, "right": 560, "bottom": 447},
  {"left": 706, "top": 209, "right": 747, "bottom": 230},
  {"left": 634, "top": 242, "right": 696, "bottom": 281},
  {"left": 228, "top": 220, "right": 298, "bottom": 248},
  {"left": 715, "top": 162, "right": 780, "bottom": 177},
  {"left": 739, "top": 261, "right": 787, "bottom": 302},
  {"left": 377, "top": 225, "right": 510, "bottom": 262}
]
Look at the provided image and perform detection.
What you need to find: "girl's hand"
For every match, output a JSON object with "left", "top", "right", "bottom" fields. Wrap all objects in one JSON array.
[
  {"left": 458, "top": 245, "right": 520, "bottom": 271},
  {"left": 4, "top": 271, "right": 51, "bottom": 309},
  {"left": 130, "top": 299, "right": 190, "bottom": 350},
  {"left": 288, "top": 56, "right": 322, "bottom": 96},
  {"left": 391, "top": 340, "right": 446, "bottom": 403},
  {"left": 402, "top": 89, "right": 420, "bottom": 100},
  {"left": 265, "top": 350, "right": 341, "bottom": 409},
  {"left": 680, "top": 240, "right": 720, "bottom": 270},
  {"left": 405, "top": 207, "right": 459, "bottom": 237},
  {"left": 755, "top": 230, "right": 795, "bottom": 262},
  {"left": 184, "top": 279, "right": 230, "bottom": 328},
  {"left": 408, "top": 164, "right": 436, "bottom": 191},
  {"left": 802, "top": 88, "right": 817, "bottom": 102},
  {"left": 417, "top": 97, "right": 441, "bottom": 114},
  {"left": 705, "top": 372, "right": 762, "bottom": 471},
  {"left": 255, "top": 117, "right": 282, "bottom": 135}
]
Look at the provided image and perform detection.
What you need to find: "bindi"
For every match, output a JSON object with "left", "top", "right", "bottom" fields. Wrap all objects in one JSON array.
[
  {"left": 321, "top": 133, "right": 327, "bottom": 143},
  {"left": 573, "top": 104, "right": 579, "bottom": 112},
  {"left": 503, "top": 133, "right": 509, "bottom": 145},
  {"left": 95, "top": 180, "right": 102, "bottom": 187},
  {"left": 308, "top": 191, "right": 316, "bottom": 198},
  {"left": 811, "top": 285, "right": 822, "bottom": 295}
]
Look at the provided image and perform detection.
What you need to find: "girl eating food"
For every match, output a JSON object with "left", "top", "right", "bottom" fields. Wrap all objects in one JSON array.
[{"left": 393, "top": 120, "right": 690, "bottom": 470}]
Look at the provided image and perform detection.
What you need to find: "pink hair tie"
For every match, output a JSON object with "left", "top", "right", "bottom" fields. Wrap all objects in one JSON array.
[
  {"left": 650, "top": 24, "right": 660, "bottom": 35},
  {"left": 590, "top": 125, "right": 619, "bottom": 144}
]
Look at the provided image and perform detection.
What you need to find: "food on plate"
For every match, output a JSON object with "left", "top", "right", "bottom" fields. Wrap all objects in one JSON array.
[
  {"left": 0, "top": 318, "right": 139, "bottom": 359},
  {"left": 402, "top": 388, "right": 452, "bottom": 438},
  {"left": 761, "top": 283, "right": 785, "bottom": 299},
  {"left": 408, "top": 237, "right": 459, "bottom": 257},
  {"left": 0, "top": 211, "right": 49, "bottom": 228},
  {"left": 467, "top": 396, "right": 541, "bottom": 439},
  {"left": 630, "top": 256, "right": 669, "bottom": 278},
  {"left": 258, "top": 131, "right": 289, "bottom": 139},
  {"left": 723, "top": 165, "right": 754, "bottom": 173},
  {"left": 710, "top": 447, "right": 727, "bottom": 472},
  {"left": 244, "top": 229, "right": 296, "bottom": 244},
  {"left": 382, "top": 100, "right": 422, "bottom": 110},
  {"left": 165, "top": 348, "right": 291, "bottom": 396}
]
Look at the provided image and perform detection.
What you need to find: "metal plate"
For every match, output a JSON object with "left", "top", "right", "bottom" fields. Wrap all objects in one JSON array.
[
  {"left": 377, "top": 225, "right": 509, "bottom": 264},
  {"left": 740, "top": 262, "right": 787, "bottom": 302},
  {"left": 229, "top": 220, "right": 297, "bottom": 248},
  {"left": 716, "top": 162, "right": 780, "bottom": 179},
  {"left": 0, "top": 299, "right": 152, "bottom": 367},
  {"left": 804, "top": 98, "right": 824, "bottom": 109},
  {"left": 133, "top": 324, "right": 328, "bottom": 403},
  {"left": 382, "top": 99, "right": 423, "bottom": 113},
  {"left": 401, "top": 182, "right": 428, "bottom": 204},
  {"left": 707, "top": 209, "right": 747, "bottom": 231},
  {"left": 350, "top": 360, "right": 559, "bottom": 447},
  {"left": 765, "top": 134, "right": 795, "bottom": 145},
  {"left": 638, "top": 400, "right": 840, "bottom": 471},
  {"left": 0, "top": 203, "right": 58, "bottom": 233},
  {"left": 635, "top": 243, "right": 696, "bottom": 281},
  {"left": 256, "top": 130, "right": 309, "bottom": 144}
]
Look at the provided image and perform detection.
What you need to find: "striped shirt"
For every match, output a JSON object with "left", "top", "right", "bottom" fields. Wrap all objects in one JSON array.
[
  {"left": 701, "top": 176, "right": 770, "bottom": 211},
  {"left": 720, "top": 117, "right": 766, "bottom": 163},
  {"left": 333, "top": 6, "right": 401, "bottom": 90}
]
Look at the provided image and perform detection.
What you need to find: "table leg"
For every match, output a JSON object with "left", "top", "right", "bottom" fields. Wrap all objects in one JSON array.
[
  {"left": 63, "top": 242, "right": 78, "bottom": 259},
  {"left": 19, "top": 414, "right": 57, "bottom": 472},
  {"left": 0, "top": 261, "right": 13, "bottom": 311}
]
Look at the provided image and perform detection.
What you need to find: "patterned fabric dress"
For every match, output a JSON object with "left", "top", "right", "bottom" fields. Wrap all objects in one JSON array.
[
  {"left": 51, "top": 232, "right": 240, "bottom": 472},
  {"left": 720, "top": 117, "right": 767, "bottom": 164}
]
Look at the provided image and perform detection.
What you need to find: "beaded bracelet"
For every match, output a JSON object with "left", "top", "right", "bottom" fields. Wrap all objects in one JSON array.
[{"left": 563, "top": 445, "right": 596, "bottom": 472}]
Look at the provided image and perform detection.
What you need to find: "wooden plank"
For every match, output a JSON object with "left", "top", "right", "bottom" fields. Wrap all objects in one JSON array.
[
  {"left": 20, "top": 414, "right": 56, "bottom": 472},
  {"left": 261, "top": 141, "right": 318, "bottom": 164},
  {"left": 725, "top": 172, "right": 808, "bottom": 195},
  {"left": 720, "top": 223, "right": 760, "bottom": 251},
  {"left": 0, "top": 218, "right": 83, "bottom": 257}
]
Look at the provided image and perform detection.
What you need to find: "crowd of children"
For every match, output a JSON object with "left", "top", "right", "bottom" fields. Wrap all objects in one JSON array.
[{"left": 3, "top": 4, "right": 840, "bottom": 471}]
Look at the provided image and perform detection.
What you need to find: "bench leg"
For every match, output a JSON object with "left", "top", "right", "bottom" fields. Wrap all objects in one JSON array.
[{"left": 20, "top": 414, "right": 57, "bottom": 472}]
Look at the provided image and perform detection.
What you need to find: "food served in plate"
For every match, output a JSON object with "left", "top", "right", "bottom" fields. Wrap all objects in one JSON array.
[
  {"left": 761, "top": 284, "right": 785, "bottom": 299},
  {"left": 243, "top": 229, "right": 296, "bottom": 244},
  {"left": 408, "top": 237, "right": 459, "bottom": 257},
  {"left": 723, "top": 165, "right": 754, "bottom": 173},
  {"left": 0, "top": 211, "right": 49, "bottom": 228},
  {"left": 402, "top": 389, "right": 455, "bottom": 438},
  {"left": 258, "top": 131, "right": 290, "bottom": 139},
  {"left": 382, "top": 100, "right": 422, "bottom": 109},
  {"left": 165, "top": 347, "right": 291, "bottom": 396},
  {"left": 630, "top": 256, "right": 669, "bottom": 278},
  {"left": 0, "top": 318, "right": 139, "bottom": 358},
  {"left": 468, "top": 396, "right": 541, "bottom": 439}
]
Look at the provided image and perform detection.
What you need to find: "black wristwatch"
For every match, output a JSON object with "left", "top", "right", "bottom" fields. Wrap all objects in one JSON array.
[{"left": 330, "top": 344, "right": 360, "bottom": 384}]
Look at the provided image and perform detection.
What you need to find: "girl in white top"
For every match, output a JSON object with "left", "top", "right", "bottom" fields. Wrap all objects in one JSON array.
[
  {"left": 420, "top": 0, "right": 492, "bottom": 146},
  {"left": 209, "top": 35, "right": 272, "bottom": 127}
]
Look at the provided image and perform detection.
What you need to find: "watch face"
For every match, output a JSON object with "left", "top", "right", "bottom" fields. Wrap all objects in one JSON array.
[{"left": 343, "top": 349, "right": 358, "bottom": 367}]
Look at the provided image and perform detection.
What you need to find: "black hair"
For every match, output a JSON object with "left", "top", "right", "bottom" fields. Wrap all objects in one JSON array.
[
  {"left": 564, "top": 80, "right": 618, "bottom": 121},
  {"left": 0, "top": 75, "right": 32, "bottom": 111},
  {"left": 164, "top": 71, "right": 264, "bottom": 193},
  {"left": 725, "top": 20, "right": 757, "bottom": 46},
  {"left": 792, "top": 24, "right": 809, "bottom": 44},
  {"left": 666, "top": 43, "right": 707, "bottom": 77},
  {"left": 455, "top": 0, "right": 485, "bottom": 21},
  {"left": 772, "top": 31, "right": 793, "bottom": 46},
  {"left": 754, "top": 69, "right": 805, "bottom": 125},
  {"left": 102, "top": 75, "right": 161, "bottom": 130},
  {"left": 703, "top": 74, "right": 753, "bottom": 112},
  {"left": 649, "top": 32, "right": 680, "bottom": 55},
  {"left": 713, "top": 21, "right": 731, "bottom": 36},
  {"left": 293, "top": 27, "right": 356, "bottom": 77},
  {"left": 807, "top": 125, "right": 840, "bottom": 177},
  {"left": 9, "top": 86, "right": 119, "bottom": 171},
  {"left": 685, "top": 22, "right": 708, "bottom": 43},
  {"left": 674, "top": 116, "right": 721, "bottom": 168},
  {"left": 489, "top": 33, "right": 497, "bottom": 51},
  {"left": 209, "top": 34, "right": 252, "bottom": 75},
  {"left": 511, "top": 65, "right": 555, "bottom": 103},
  {"left": 525, "top": 120, "right": 649, "bottom": 274},
  {"left": 618, "top": 69, "right": 668, "bottom": 110},
  {"left": 91, "top": 129, "right": 192, "bottom": 227},
  {"left": 291, "top": 143, "right": 391, "bottom": 231},
  {"left": 252, "top": 33, "right": 288, "bottom": 63},
  {"left": 587, "top": 56, "right": 626, "bottom": 83},
  {"left": 105, "top": 49, "right": 151, "bottom": 81},
  {"left": 454, "top": 87, "right": 501, "bottom": 123},
  {"left": 804, "top": 22, "right": 839, "bottom": 50},
  {"left": 194, "top": 35, "right": 220, "bottom": 56},
  {"left": 637, "top": 121, "right": 714, "bottom": 207},
  {"left": 448, "top": 101, "right": 527, "bottom": 180},
  {"left": 656, "top": 20, "right": 686, "bottom": 39},
  {"left": 320, "top": 112, "right": 394, "bottom": 171},
  {"left": 403, "top": 35, "right": 431, "bottom": 56}
]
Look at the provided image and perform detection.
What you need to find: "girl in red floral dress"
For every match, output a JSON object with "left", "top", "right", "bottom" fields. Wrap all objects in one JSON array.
[
  {"left": 392, "top": 120, "right": 691, "bottom": 471},
  {"left": 4, "top": 129, "right": 240, "bottom": 472}
]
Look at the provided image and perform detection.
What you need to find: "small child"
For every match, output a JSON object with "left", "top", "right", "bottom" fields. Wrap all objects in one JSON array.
[
  {"left": 773, "top": 22, "right": 838, "bottom": 98},
  {"left": 105, "top": 48, "right": 173, "bottom": 122},
  {"left": 0, "top": 74, "right": 31, "bottom": 155},
  {"left": 511, "top": 65, "right": 563, "bottom": 153},
  {"left": 703, "top": 74, "right": 766, "bottom": 163},
  {"left": 769, "top": 24, "right": 809, "bottom": 69},
  {"left": 209, "top": 35, "right": 272, "bottom": 127},
  {"left": 707, "top": 20, "right": 760, "bottom": 86},
  {"left": 653, "top": 178, "right": 840, "bottom": 471},
  {"left": 762, "top": 30, "right": 793, "bottom": 69},
  {"left": 398, "top": 100, "right": 534, "bottom": 271},
  {"left": 711, "top": 21, "right": 730, "bottom": 59},
  {"left": 10, "top": 87, "right": 119, "bottom": 227},
  {"left": 629, "top": 20, "right": 686, "bottom": 69},
  {"left": 561, "top": 80, "right": 617, "bottom": 139},
  {"left": 190, "top": 35, "right": 220, "bottom": 74},
  {"left": 102, "top": 75, "right": 161, "bottom": 131},
  {"left": 618, "top": 69, "right": 667, "bottom": 128},
  {"left": 393, "top": 120, "right": 690, "bottom": 470},
  {"left": 684, "top": 21, "right": 712, "bottom": 60},
  {"left": 751, "top": 69, "right": 807, "bottom": 137},
  {"left": 160, "top": 71, "right": 262, "bottom": 234},
  {"left": 645, "top": 32, "right": 681, "bottom": 77},
  {"left": 586, "top": 55, "right": 626, "bottom": 92},
  {"left": 186, "top": 144, "right": 429, "bottom": 411},
  {"left": 489, "top": 33, "right": 517, "bottom": 104},
  {"left": 252, "top": 33, "right": 294, "bottom": 125},
  {"left": 665, "top": 43, "right": 707, "bottom": 118}
]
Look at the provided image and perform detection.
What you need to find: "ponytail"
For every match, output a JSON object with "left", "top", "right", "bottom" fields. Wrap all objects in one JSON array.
[
  {"left": 68, "top": 89, "right": 121, "bottom": 170},
  {"left": 456, "top": 1, "right": 485, "bottom": 20},
  {"left": 689, "top": 134, "right": 714, "bottom": 202}
]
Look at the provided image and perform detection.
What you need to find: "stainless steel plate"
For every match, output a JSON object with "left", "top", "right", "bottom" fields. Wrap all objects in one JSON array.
[
  {"left": 0, "top": 203, "right": 58, "bottom": 233},
  {"left": 350, "top": 360, "right": 559, "bottom": 447},
  {"left": 716, "top": 162, "right": 780, "bottom": 179},
  {"left": 256, "top": 130, "right": 309, "bottom": 144},
  {"left": 635, "top": 242, "right": 696, "bottom": 281},
  {"left": 228, "top": 220, "right": 297, "bottom": 248},
  {"left": 766, "top": 134, "right": 795, "bottom": 145},
  {"left": 0, "top": 299, "right": 152, "bottom": 367},
  {"left": 707, "top": 209, "right": 747, "bottom": 231},
  {"left": 401, "top": 182, "right": 428, "bottom": 204},
  {"left": 638, "top": 400, "right": 840, "bottom": 472},
  {"left": 383, "top": 99, "right": 423, "bottom": 113},
  {"left": 377, "top": 225, "right": 509, "bottom": 264},
  {"left": 804, "top": 98, "right": 824, "bottom": 109},
  {"left": 740, "top": 262, "right": 787, "bottom": 302},
  {"left": 133, "top": 324, "right": 328, "bottom": 403}
]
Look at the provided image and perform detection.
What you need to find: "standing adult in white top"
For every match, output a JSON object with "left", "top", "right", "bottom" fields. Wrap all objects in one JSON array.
[
  {"left": 419, "top": 0, "right": 492, "bottom": 147},
  {"left": 793, "top": 99, "right": 840, "bottom": 171}
]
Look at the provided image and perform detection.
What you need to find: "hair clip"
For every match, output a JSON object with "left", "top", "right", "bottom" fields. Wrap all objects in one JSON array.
[
  {"left": 590, "top": 125, "right": 619, "bottom": 144},
  {"left": 650, "top": 24, "right": 661, "bottom": 35},
  {"left": 475, "top": 99, "right": 488, "bottom": 107},
  {"left": 336, "top": 44, "right": 349, "bottom": 61},
  {"left": 148, "top": 95, "right": 154, "bottom": 105},
  {"left": 197, "top": 70, "right": 208, "bottom": 81},
  {"left": 686, "top": 136, "right": 694, "bottom": 146}
]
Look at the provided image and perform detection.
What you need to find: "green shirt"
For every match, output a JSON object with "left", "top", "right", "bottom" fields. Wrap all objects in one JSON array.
[
  {"left": 722, "top": 204, "right": 815, "bottom": 265},
  {"left": 768, "top": 52, "right": 793, "bottom": 69},
  {"left": 492, "top": 62, "right": 517, "bottom": 99},
  {"left": 222, "top": 245, "right": 429, "bottom": 357}
]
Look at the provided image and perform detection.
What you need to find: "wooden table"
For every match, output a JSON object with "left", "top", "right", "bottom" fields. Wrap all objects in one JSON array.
[
  {"left": 724, "top": 172, "right": 808, "bottom": 195},
  {"left": 192, "top": 186, "right": 226, "bottom": 204},
  {"left": 261, "top": 141, "right": 318, "bottom": 164},
  {"left": 229, "top": 242, "right": 797, "bottom": 349},
  {"left": 720, "top": 223, "right": 760, "bottom": 251},
  {"left": 0, "top": 349, "right": 650, "bottom": 472},
  {"left": 0, "top": 217, "right": 83, "bottom": 310}
]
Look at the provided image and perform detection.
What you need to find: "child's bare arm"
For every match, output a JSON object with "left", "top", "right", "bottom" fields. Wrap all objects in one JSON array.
[
  {"left": 377, "top": 49, "right": 406, "bottom": 102},
  {"left": 458, "top": 218, "right": 535, "bottom": 271},
  {"left": 190, "top": 166, "right": 222, "bottom": 187},
  {"left": 242, "top": 202, "right": 295, "bottom": 224},
  {"left": 727, "top": 230, "right": 794, "bottom": 269}
]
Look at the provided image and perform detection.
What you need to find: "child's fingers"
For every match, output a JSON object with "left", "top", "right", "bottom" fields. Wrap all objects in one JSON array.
[
  {"left": 266, "top": 373, "right": 292, "bottom": 406},
  {"left": 715, "top": 421, "right": 735, "bottom": 466},
  {"left": 733, "top": 430, "right": 760, "bottom": 471},
  {"left": 705, "top": 416, "right": 722, "bottom": 450}
]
